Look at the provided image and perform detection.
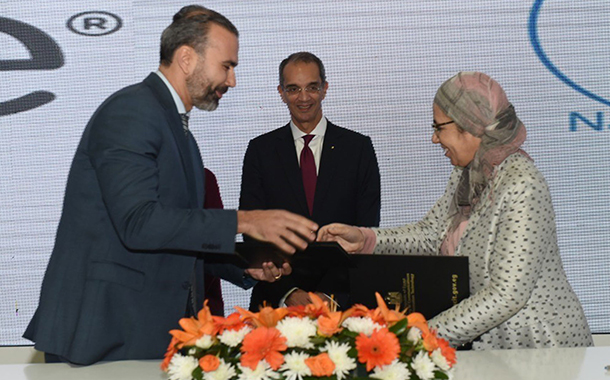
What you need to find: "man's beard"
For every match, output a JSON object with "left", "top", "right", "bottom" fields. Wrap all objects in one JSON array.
[{"left": 186, "top": 68, "right": 227, "bottom": 112}]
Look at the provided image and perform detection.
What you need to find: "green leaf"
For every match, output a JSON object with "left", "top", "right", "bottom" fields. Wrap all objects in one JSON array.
[
  {"left": 310, "top": 336, "right": 327, "bottom": 345},
  {"left": 433, "top": 370, "right": 449, "bottom": 379},
  {"left": 191, "top": 366, "right": 203, "bottom": 380},
  {"left": 389, "top": 318, "right": 409, "bottom": 335},
  {"left": 341, "top": 330, "right": 359, "bottom": 339}
]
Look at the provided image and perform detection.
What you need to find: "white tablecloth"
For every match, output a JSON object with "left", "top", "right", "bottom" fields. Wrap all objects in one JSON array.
[{"left": 1, "top": 346, "right": 608, "bottom": 380}]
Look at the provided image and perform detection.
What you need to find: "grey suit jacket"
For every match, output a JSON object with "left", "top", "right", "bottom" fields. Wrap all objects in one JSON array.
[
  {"left": 373, "top": 153, "right": 592, "bottom": 349},
  {"left": 24, "top": 74, "right": 248, "bottom": 364}
]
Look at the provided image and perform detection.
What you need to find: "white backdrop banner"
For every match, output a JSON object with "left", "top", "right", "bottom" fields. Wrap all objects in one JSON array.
[{"left": 1, "top": 0, "right": 608, "bottom": 344}]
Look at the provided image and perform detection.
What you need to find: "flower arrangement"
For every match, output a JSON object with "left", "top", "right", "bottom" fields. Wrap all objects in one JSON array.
[{"left": 162, "top": 293, "right": 456, "bottom": 380}]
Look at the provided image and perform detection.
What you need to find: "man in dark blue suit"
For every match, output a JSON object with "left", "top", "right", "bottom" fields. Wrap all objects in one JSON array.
[
  {"left": 240, "top": 52, "right": 381, "bottom": 310},
  {"left": 23, "top": 6, "right": 317, "bottom": 365}
]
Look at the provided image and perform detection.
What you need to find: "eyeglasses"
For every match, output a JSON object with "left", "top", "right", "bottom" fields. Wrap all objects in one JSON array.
[
  {"left": 432, "top": 120, "right": 455, "bottom": 134},
  {"left": 282, "top": 84, "right": 323, "bottom": 96}
]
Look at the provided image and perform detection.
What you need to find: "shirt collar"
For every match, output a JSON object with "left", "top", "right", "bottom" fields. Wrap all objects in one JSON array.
[
  {"left": 155, "top": 70, "right": 188, "bottom": 116},
  {"left": 290, "top": 116, "right": 327, "bottom": 141}
]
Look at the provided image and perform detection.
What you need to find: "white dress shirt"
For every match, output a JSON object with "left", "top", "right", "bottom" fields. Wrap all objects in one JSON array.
[
  {"left": 155, "top": 70, "right": 188, "bottom": 116},
  {"left": 289, "top": 117, "right": 327, "bottom": 175},
  {"left": 281, "top": 117, "right": 339, "bottom": 308}
]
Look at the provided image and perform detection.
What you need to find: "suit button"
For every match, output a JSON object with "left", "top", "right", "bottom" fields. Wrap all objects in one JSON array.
[{"left": 182, "top": 281, "right": 190, "bottom": 290}]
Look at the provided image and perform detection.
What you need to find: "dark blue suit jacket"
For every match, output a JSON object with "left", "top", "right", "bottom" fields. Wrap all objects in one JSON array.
[
  {"left": 240, "top": 121, "right": 381, "bottom": 309},
  {"left": 24, "top": 73, "right": 247, "bottom": 364}
]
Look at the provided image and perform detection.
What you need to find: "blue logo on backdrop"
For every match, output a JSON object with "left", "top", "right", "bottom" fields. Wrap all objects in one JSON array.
[{"left": 529, "top": 0, "right": 610, "bottom": 131}]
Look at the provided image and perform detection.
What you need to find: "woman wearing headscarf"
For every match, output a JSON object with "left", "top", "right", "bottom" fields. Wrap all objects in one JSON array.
[{"left": 318, "top": 72, "right": 592, "bottom": 349}]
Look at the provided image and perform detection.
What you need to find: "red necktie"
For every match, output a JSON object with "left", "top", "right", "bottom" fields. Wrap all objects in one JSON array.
[{"left": 300, "top": 135, "right": 317, "bottom": 215}]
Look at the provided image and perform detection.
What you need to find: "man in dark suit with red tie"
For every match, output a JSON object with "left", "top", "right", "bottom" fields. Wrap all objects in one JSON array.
[{"left": 240, "top": 52, "right": 381, "bottom": 309}]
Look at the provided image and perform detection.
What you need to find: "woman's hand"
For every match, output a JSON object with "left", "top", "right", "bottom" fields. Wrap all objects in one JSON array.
[{"left": 316, "top": 223, "right": 366, "bottom": 253}]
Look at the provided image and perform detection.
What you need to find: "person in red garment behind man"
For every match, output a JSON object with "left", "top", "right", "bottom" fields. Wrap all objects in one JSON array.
[{"left": 203, "top": 168, "right": 225, "bottom": 316}]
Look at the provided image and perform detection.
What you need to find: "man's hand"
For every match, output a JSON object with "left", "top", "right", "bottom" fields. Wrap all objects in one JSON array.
[
  {"left": 285, "top": 289, "right": 335, "bottom": 307},
  {"left": 237, "top": 210, "right": 318, "bottom": 253},
  {"left": 316, "top": 223, "right": 366, "bottom": 253},
  {"left": 245, "top": 261, "right": 292, "bottom": 282},
  {"left": 284, "top": 289, "right": 312, "bottom": 306}
]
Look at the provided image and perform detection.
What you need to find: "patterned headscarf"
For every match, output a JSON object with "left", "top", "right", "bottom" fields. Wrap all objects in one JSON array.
[{"left": 434, "top": 72, "right": 528, "bottom": 228}]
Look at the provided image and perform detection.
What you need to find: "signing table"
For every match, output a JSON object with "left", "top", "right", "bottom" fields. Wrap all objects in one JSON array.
[{"left": 1, "top": 346, "right": 609, "bottom": 380}]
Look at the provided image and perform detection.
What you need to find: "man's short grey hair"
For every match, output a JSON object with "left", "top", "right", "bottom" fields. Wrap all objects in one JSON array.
[{"left": 160, "top": 5, "right": 238, "bottom": 66}]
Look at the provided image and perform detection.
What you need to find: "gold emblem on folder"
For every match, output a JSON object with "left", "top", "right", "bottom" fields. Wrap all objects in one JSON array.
[{"left": 385, "top": 292, "right": 402, "bottom": 308}]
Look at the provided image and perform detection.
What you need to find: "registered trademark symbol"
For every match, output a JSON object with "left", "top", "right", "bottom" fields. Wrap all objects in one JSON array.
[{"left": 67, "top": 11, "right": 122, "bottom": 36}]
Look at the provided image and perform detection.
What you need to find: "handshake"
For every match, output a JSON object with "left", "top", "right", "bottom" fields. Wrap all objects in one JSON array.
[{"left": 237, "top": 209, "right": 317, "bottom": 283}]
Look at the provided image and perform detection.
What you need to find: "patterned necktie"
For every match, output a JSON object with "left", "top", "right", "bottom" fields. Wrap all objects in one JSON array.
[
  {"left": 180, "top": 113, "right": 189, "bottom": 135},
  {"left": 181, "top": 112, "right": 198, "bottom": 315},
  {"left": 301, "top": 134, "right": 317, "bottom": 215}
]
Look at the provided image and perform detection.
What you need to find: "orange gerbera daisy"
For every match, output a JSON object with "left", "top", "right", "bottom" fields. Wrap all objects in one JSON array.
[
  {"left": 240, "top": 326, "right": 287, "bottom": 370},
  {"left": 213, "top": 312, "right": 246, "bottom": 334},
  {"left": 355, "top": 328, "right": 400, "bottom": 371},
  {"left": 169, "top": 301, "right": 216, "bottom": 348},
  {"left": 305, "top": 353, "right": 335, "bottom": 377},
  {"left": 199, "top": 354, "right": 220, "bottom": 372},
  {"left": 236, "top": 305, "right": 288, "bottom": 328}
]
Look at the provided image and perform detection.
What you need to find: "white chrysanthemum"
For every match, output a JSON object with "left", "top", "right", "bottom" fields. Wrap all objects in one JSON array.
[
  {"left": 406, "top": 327, "right": 422, "bottom": 344},
  {"left": 203, "top": 359, "right": 237, "bottom": 380},
  {"left": 322, "top": 340, "right": 357, "bottom": 380},
  {"left": 196, "top": 334, "right": 215, "bottom": 349},
  {"left": 411, "top": 351, "right": 435, "bottom": 380},
  {"left": 431, "top": 348, "right": 450, "bottom": 371},
  {"left": 219, "top": 326, "right": 252, "bottom": 347},
  {"left": 446, "top": 367, "right": 455, "bottom": 380},
  {"left": 342, "top": 317, "right": 383, "bottom": 336},
  {"left": 370, "top": 359, "right": 411, "bottom": 380},
  {"left": 167, "top": 353, "right": 199, "bottom": 380},
  {"left": 279, "top": 351, "right": 312, "bottom": 380},
  {"left": 276, "top": 317, "right": 316, "bottom": 349},
  {"left": 237, "top": 360, "right": 280, "bottom": 380}
]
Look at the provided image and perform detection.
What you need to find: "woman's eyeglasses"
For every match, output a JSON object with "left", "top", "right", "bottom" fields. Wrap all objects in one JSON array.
[{"left": 432, "top": 120, "right": 455, "bottom": 134}]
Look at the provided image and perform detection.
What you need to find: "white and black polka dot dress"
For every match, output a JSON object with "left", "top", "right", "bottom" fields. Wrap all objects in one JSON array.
[{"left": 372, "top": 153, "right": 593, "bottom": 349}]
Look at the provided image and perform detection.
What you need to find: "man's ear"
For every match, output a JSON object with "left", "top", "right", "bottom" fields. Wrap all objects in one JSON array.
[
  {"left": 320, "top": 81, "right": 329, "bottom": 101},
  {"left": 277, "top": 84, "right": 288, "bottom": 104},
  {"left": 175, "top": 45, "right": 197, "bottom": 76}
]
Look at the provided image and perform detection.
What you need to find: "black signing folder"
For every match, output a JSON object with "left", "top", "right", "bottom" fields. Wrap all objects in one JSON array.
[
  {"left": 207, "top": 242, "right": 469, "bottom": 320},
  {"left": 348, "top": 254, "right": 469, "bottom": 320}
]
